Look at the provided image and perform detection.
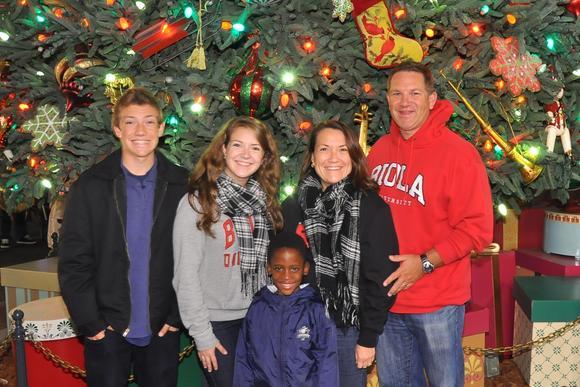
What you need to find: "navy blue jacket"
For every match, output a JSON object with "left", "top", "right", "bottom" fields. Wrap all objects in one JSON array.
[{"left": 234, "top": 285, "right": 338, "bottom": 387}]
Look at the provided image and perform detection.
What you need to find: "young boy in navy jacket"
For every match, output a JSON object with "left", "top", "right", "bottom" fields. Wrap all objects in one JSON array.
[{"left": 234, "top": 232, "right": 338, "bottom": 386}]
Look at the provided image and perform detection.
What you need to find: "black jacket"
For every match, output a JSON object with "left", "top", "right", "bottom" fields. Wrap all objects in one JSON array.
[
  {"left": 58, "top": 150, "right": 188, "bottom": 337},
  {"left": 282, "top": 190, "right": 399, "bottom": 347}
]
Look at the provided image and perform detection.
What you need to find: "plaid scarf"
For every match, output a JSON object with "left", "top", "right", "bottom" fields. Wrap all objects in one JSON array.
[
  {"left": 216, "top": 173, "right": 273, "bottom": 296},
  {"left": 298, "top": 173, "right": 362, "bottom": 327}
]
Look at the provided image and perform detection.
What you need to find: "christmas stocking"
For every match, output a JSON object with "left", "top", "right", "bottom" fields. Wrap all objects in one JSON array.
[{"left": 352, "top": 0, "right": 423, "bottom": 68}]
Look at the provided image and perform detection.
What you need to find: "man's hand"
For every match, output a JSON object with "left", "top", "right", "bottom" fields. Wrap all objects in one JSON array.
[
  {"left": 383, "top": 254, "right": 424, "bottom": 297},
  {"left": 158, "top": 324, "right": 179, "bottom": 337},
  {"left": 198, "top": 342, "right": 228, "bottom": 372},
  {"left": 87, "top": 330, "right": 106, "bottom": 341},
  {"left": 355, "top": 345, "right": 375, "bottom": 369}
]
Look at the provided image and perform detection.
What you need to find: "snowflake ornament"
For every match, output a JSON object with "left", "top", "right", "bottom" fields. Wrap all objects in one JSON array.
[
  {"left": 332, "top": 0, "right": 354, "bottom": 23},
  {"left": 21, "top": 105, "right": 74, "bottom": 151},
  {"left": 489, "top": 36, "right": 542, "bottom": 96}
]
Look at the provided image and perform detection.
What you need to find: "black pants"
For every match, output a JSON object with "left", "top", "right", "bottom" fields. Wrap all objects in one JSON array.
[
  {"left": 84, "top": 329, "right": 180, "bottom": 387},
  {"left": 201, "top": 319, "right": 243, "bottom": 387}
]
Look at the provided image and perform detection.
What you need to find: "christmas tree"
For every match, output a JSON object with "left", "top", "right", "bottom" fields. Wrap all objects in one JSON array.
[{"left": 0, "top": 0, "right": 578, "bottom": 214}]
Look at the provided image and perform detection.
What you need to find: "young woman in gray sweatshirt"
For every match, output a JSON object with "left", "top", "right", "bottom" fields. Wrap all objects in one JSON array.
[{"left": 173, "top": 116, "right": 282, "bottom": 387}]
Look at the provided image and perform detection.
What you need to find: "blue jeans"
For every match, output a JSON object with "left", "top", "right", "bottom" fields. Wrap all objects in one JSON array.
[
  {"left": 376, "top": 305, "right": 465, "bottom": 387},
  {"left": 336, "top": 326, "right": 367, "bottom": 387}
]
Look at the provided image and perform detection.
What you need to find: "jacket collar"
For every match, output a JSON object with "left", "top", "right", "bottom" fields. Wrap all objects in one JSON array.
[{"left": 89, "top": 149, "right": 184, "bottom": 183}]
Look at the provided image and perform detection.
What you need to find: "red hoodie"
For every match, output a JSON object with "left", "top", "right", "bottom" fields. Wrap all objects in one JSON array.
[{"left": 367, "top": 100, "right": 493, "bottom": 313}]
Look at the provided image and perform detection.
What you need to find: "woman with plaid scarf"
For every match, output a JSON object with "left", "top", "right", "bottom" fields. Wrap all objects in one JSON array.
[
  {"left": 172, "top": 116, "right": 282, "bottom": 387},
  {"left": 283, "top": 120, "right": 399, "bottom": 387}
]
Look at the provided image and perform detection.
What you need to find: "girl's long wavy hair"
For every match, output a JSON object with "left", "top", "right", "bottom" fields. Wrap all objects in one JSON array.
[
  {"left": 188, "top": 116, "right": 283, "bottom": 236},
  {"left": 300, "top": 120, "right": 378, "bottom": 192}
]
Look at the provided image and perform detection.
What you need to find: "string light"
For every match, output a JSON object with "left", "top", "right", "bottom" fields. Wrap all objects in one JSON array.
[
  {"left": 320, "top": 65, "right": 332, "bottom": 78},
  {"left": 302, "top": 38, "right": 315, "bottom": 54},
  {"left": 279, "top": 93, "right": 290, "bottom": 108},
  {"left": 116, "top": 17, "right": 131, "bottom": 30},
  {"left": 497, "top": 203, "right": 508, "bottom": 217},
  {"left": 36, "top": 71, "right": 44, "bottom": 76},
  {"left": 363, "top": 83, "right": 372, "bottom": 93},
  {"left": 18, "top": 102, "right": 31, "bottom": 111},
  {"left": 283, "top": 185, "right": 295, "bottom": 196},
  {"left": 299, "top": 121, "right": 312, "bottom": 131},
  {"left": 494, "top": 145, "right": 504, "bottom": 159},
  {"left": 190, "top": 97, "right": 204, "bottom": 114},
  {"left": 233, "top": 23, "right": 245, "bottom": 32},
  {"left": 453, "top": 58, "right": 464, "bottom": 71},
  {"left": 36, "top": 14, "right": 46, "bottom": 23},
  {"left": 393, "top": 8, "right": 407, "bottom": 20},
  {"left": 53, "top": 8, "right": 64, "bottom": 18},
  {"left": 221, "top": 20, "right": 233, "bottom": 30},
  {"left": 470, "top": 23, "right": 483, "bottom": 36},
  {"left": 282, "top": 71, "right": 296, "bottom": 85},
  {"left": 573, "top": 68, "right": 580, "bottom": 77},
  {"left": 166, "top": 115, "right": 179, "bottom": 126},
  {"left": 280, "top": 156, "right": 289, "bottom": 163},
  {"left": 546, "top": 36, "right": 556, "bottom": 51},
  {"left": 425, "top": 27, "right": 436, "bottom": 38},
  {"left": 135, "top": 1, "right": 146, "bottom": 10},
  {"left": 28, "top": 156, "right": 40, "bottom": 169},
  {"left": 184, "top": 6, "right": 194, "bottom": 18},
  {"left": 105, "top": 73, "right": 117, "bottom": 83},
  {"left": 126, "top": 49, "right": 136, "bottom": 55},
  {"left": 41, "top": 179, "right": 53, "bottom": 189},
  {"left": 483, "top": 139, "right": 493, "bottom": 153},
  {"left": 495, "top": 79, "right": 505, "bottom": 91},
  {"left": 37, "top": 34, "right": 48, "bottom": 42},
  {"left": 516, "top": 95, "right": 527, "bottom": 105},
  {"left": 0, "top": 32, "right": 10, "bottom": 42},
  {"left": 106, "top": 0, "right": 115, "bottom": 5},
  {"left": 506, "top": 14, "right": 517, "bottom": 25},
  {"left": 480, "top": 4, "right": 490, "bottom": 15},
  {"left": 81, "top": 17, "right": 90, "bottom": 28}
]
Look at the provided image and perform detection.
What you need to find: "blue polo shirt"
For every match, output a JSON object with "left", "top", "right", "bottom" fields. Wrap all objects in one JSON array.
[{"left": 121, "top": 160, "right": 157, "bottom": 346}]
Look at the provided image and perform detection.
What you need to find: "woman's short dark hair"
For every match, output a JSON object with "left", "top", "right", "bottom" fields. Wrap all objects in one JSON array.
[{"left": 300, "top": 120, "right": 377, "bottom": 192}]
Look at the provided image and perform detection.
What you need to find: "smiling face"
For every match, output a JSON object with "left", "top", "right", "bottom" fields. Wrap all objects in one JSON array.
[
  {"left": 222, "top": 126, "right": 265, "bottom": 186},
  {"left": 311, "top": 128, "right": 353, "bottom": 190},
  {"left": 113, "top": 103, "right": 164, "bottom": 169},
  {"left": 268, "top": 247, "right": 310, "bottom": 296},
  {"left": 387, "top": 71, "right": 437, "bottom": 139}
]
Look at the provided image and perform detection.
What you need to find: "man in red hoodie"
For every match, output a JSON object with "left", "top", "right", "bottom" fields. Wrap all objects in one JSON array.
[{"left": 367, "top": 62, "right": 493, "bottom": 387}]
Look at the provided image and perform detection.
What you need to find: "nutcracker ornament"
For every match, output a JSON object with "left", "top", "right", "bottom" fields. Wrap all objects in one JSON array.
[{"left": 544, "top": 88, "right": 572, "bottom": 158}]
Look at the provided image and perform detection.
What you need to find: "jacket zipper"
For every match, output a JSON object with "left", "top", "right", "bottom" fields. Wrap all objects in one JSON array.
[
  {"left": 113, "top": 177, "right": 131, "bottom": 337},
  {"left": 280, "top": 302, "right": 287, "bottom": 386}
]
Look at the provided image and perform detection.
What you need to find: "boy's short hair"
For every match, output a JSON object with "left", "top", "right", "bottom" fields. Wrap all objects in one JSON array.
[
  {"left": 268, "top": 231, "right": 309, "bottom": 263},
  {"left": 112, "top": 87, "right": 162, "bottom": 127}
]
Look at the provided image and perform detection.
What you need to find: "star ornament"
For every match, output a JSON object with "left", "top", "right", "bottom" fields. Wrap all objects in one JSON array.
[
  {"left": 489, "top": 36, "right": 542, "bottom": 96},
  {"left": 332, "top": 0, "right": 354, "bottom": 23},
  {"left": 21, "top": 105, "right": 75, "bottom": 151}
]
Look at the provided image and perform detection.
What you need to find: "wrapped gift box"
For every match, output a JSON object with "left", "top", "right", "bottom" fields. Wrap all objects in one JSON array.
[
  {"left": 512, "top": 276, "right": 580, "bottom": 387},
  {"left": 462, "top": 306, "right": 489, "bottom": 387},
  {"left": 543, "top": 210, "right": 580, "bottom": 257},
  {"left": 493, "top": 208, "right": 544, "bottom": 251}
]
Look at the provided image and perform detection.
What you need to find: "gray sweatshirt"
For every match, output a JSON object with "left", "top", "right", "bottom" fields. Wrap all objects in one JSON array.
[{"left": 173, "top": 194, "right": 252, "bottom": 350}]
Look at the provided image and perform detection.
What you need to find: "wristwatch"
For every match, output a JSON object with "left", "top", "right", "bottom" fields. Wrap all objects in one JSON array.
[{"left": 420, "top": 253, "right": 435, "bottom": 274}]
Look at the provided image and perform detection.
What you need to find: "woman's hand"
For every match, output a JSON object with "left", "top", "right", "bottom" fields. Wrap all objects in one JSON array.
[
  {"left": 355, "top": 344, "right": 375, "bottom": 368},
  {"left": 198, "top": 341, "right": 228, "bottom": 372}
]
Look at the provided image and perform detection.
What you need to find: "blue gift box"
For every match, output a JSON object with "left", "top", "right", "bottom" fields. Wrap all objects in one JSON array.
[{"left": 543, "top": 210, "right": 580, "bottom": 257}]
